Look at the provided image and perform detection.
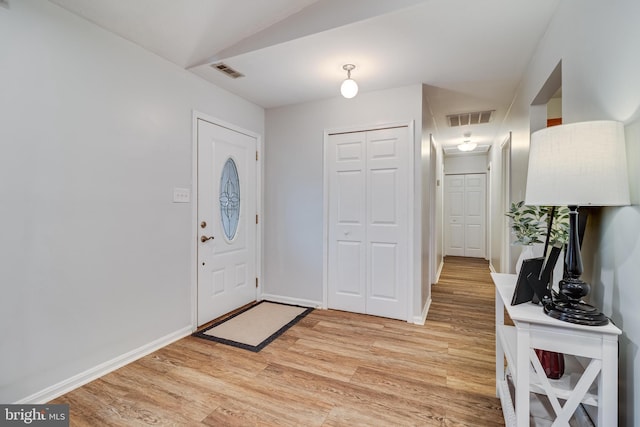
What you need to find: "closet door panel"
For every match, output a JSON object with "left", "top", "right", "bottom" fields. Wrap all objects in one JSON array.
[
  {"left": 328, "top": 132, "right": 366, "bottom": 314},
  {"left": 365, "top": 128, "right": 408, "bottom": 320}
]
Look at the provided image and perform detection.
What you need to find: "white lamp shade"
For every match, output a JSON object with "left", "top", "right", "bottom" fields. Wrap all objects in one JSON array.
[
  {"left": 525, "top": 120, "right": 630, "bottom": 206},
  {"left": 340, "top": 78, "right": 358, "bottom": 98}
]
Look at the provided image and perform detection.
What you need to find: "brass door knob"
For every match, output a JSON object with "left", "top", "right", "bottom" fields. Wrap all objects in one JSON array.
[{"left": 200, "top": 235, "right": 214, "bottom": 242}]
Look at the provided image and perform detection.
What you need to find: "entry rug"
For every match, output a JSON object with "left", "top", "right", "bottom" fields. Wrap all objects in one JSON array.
[{"left": 193, "top": 301, "right": 313, "bottom": 352}]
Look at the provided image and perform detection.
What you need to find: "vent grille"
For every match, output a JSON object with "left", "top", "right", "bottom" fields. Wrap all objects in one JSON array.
[
  {"left": 447, "top": 110, "right": 493, "bottom": 127},
  {"left": 211, "top": 62, "right": 244, "bottom": 79}
]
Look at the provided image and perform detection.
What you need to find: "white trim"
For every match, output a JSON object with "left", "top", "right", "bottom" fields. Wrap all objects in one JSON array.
[
  {"left": 323, "top": 121, "right": 415, "bottom": 322},
  {"left": 435, "top": 259, "right": 444, "bottom": 284},
  {"left": 259, "top": 293, "right": 321, "bottom": 309},
  {"left": 489, "top": 262, "right": 497, "bottom": 273},
  {"left": 487, "top": 158, "right": 492, "bottom": 262},
  {"left": 191, "top": 111, "right": 263, "bottom": 330},
  {"left": 408, "top": 121, "right": 416, "bottom": 323},
  {"left": 500, "top": 133, "right": 512, "bottom": 273},
  {"left": 14, "top": 326, "right": 192, "bottom": 404},
  {"left": 191, "top": 113, "right": 199, "bottom": 330},
  {"left": 322, "top": 130, "right": 329, "bottom": 310},
  {"left": 412, "top": 297, "right": 432, "bottom": 325}
]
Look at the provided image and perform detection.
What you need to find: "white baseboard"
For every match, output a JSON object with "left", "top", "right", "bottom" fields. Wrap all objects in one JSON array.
[
  {"left": 15, "top": 325, "right": 193, "bottom": 404},
  {"left": 412, "top": 297, "right": 432, "bottom": 325},
  {"left": 435, "top": 260, "right": 444, "bottom": 284},
  {"left": 259, "top": 293, "right": 321, "bottom": 309},
  {"left": 489, "top": 262, "right": 497, "bottom": 273}
]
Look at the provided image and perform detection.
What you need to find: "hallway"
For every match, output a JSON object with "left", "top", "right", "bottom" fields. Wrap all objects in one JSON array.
[{"left": 52, "top": 256, "right": 503, "bottom": 426}]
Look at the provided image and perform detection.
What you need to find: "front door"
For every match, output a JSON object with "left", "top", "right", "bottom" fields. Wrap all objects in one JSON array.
[{"left": 197, "top": 118, "right": 257, "bottom": 326}]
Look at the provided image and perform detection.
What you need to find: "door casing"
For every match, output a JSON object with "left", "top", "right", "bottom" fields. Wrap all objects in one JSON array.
[{"left": 191, "top": 111, "right": 263, "bottom": 330}]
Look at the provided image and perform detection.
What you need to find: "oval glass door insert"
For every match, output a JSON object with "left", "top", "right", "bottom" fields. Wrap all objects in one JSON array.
[{"left": 219, "top": 158, "right": 240, "bottom": 240}]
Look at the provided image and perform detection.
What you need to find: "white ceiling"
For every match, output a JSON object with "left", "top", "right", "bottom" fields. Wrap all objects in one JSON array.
[{"left": 49, "top": 0, "right": 560, "bottom": 151}]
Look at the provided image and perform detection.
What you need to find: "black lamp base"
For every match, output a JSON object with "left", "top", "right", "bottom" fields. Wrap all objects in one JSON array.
[
  {"left": 542, "top": 206, "right": 609, "bottom": 327},
  {"left": 544, "top": 299, "right": 609, "bottom": 326}
]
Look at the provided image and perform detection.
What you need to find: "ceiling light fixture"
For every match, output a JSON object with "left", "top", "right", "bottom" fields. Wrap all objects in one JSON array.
[
  {"left": 340, "top": 64, "right": 358, "bottom": 99},
  {"left": 457, "top": 133, "right": 477, "bottom": 152}
]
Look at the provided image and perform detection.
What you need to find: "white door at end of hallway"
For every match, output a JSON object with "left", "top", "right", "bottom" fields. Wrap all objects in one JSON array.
[
  {"left": 197, "top": 119, "right": 257, "bottom": 326},
  {"left": 444, "top": 173, "right": 486, "bottom": 258}
]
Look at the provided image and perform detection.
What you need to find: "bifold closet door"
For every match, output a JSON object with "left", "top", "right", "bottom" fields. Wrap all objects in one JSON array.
[
  {"left": 327, "top": 127, "right": 409, "bottom": 320},
  {"left": 444, "top": 173, "right": 486, "bottom": 258}
]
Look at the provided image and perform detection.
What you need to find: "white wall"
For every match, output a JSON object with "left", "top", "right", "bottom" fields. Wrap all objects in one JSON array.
[
  {"left": 492, "top": 0, "right": 640, "bottom": 424},
  {"left": 444, "top": 153, "right": 488, "bottom": 175},
  {"left": 547, "top": 97, "right": 562, "bottom": 119},
  {"left": 0, "top": 0, "right": 263, "bottom": 403},
  {"left": 264, "top": 85, "right": 426, "bottom": 319}
]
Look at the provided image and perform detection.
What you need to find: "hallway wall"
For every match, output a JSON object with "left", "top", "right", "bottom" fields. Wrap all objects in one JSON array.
[{"left": 492, "top": 0, "right": 640, "bottom": 423}]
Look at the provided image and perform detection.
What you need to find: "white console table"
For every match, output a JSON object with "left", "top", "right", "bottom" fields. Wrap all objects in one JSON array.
[{"left": 492, "top": 273, "right": 621, "bottom": 426}]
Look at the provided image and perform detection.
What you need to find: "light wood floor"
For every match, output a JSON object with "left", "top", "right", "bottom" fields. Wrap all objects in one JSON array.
[{"left": 52, "top": 256, "right": 504, "bottom": 426}]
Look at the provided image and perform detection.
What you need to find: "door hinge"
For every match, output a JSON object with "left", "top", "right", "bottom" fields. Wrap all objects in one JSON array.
[
  {"left": 256, "top": 150, "right": 259, "bottom": 161},
  {"left": 256, "top": 277, "right": 259, "bottom": 288},
  {"left": 256, "top": 214, "right": 259, "bottom": 224}
]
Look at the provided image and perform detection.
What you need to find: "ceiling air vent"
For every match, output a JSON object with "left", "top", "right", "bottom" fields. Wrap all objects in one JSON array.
[
  {"left": 211, "top": 62, "right": 244, "bottom": 79},
  {"left": 447, "top": 110, "right": 494, "bottom": 127}
]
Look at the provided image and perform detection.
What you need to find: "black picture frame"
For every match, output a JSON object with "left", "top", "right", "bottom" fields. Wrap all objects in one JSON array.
[
  {"left": 511, "top": 245, "right": 562, "bottom": 306},
  {"left": 511, "top": 257, "right": 544, "bottom": 305}
]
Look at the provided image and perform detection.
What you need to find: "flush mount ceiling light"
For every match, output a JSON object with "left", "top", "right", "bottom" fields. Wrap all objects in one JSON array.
[
  {"left": 340, "top": 64, "right": 358, "bottom": 99},
  {"left": 457, "top": 133, "right": 477, "bottom": 152}
]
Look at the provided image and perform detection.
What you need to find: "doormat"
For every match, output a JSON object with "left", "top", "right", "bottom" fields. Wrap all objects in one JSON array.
[{"left": 193, "top": 301, "right": 313, "bottom": 352}]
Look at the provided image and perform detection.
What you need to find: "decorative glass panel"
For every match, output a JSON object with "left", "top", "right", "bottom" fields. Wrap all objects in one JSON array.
[{"left": 219, "top": 158, "right": 240, "bottom": 240}]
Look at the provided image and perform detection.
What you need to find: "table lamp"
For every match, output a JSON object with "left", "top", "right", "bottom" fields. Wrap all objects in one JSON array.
[{"left": 525, "top": 120, "right": 630, "bottom": 326}]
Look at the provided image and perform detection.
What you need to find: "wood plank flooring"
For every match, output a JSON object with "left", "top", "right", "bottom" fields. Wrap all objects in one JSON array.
[{"left": 52, "top": 256, "right": 504, "bottom": 426}]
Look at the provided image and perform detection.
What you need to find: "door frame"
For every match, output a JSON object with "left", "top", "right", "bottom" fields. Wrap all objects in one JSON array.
[
  {"left": 500, "top": 133, "right": 512, "bottom": 273},
  {"left": 191, "top": 111, "right": 263, "bottom": 331},
  {"left": 322, "top": 120, "right": 415, "bottom": 322}
]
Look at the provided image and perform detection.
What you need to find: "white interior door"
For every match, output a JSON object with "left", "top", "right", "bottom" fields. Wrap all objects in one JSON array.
[
  {"left": 197, "top": 119, "right": 257, "bottom": 326},
  {"left": 445, "top": 175, "right": 465, "bottom": 256},
  {"left": 327, "top": 132, "right": 367, "bottom": 314},
  {"left": 464, "top": 174, "right": 486, "bottom": 258},
  {"left": 327, "top": 127, "right": 409, "bottom": 320},
  {"left": 444, "top": 173, "right": 486, "bottom": 258},
  {"left": 365, "top": 128, "right": 408, "bottom": 319}
]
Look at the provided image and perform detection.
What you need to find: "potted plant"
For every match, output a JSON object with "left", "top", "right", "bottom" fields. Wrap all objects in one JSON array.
[
  {"left": 506, "top": 201, "right": 546, "bottom": 273},
  {"left": 505, "top": 201, "right": 569, "bottom": 273}
]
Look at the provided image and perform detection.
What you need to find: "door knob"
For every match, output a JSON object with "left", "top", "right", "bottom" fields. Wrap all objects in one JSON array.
[{"left": 201, "top": 235, "right": 214, "bottom": 242}]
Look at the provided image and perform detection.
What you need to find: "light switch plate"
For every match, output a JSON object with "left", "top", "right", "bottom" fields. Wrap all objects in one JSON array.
[{"left": 173, "top": 187, "right": 191, "bottom": 203}]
